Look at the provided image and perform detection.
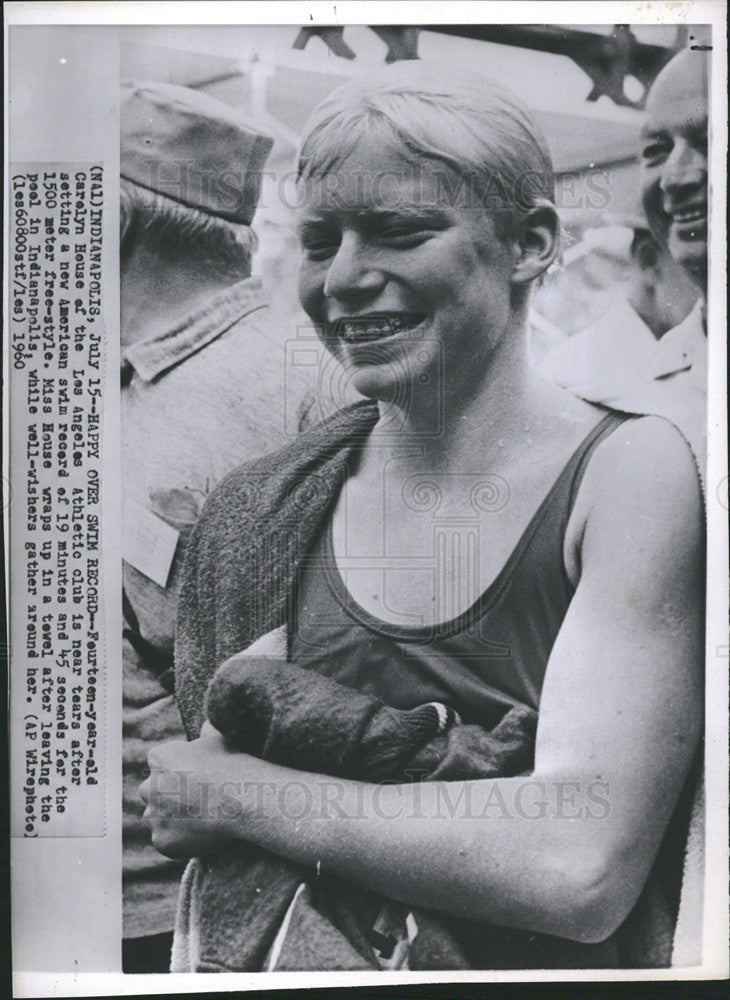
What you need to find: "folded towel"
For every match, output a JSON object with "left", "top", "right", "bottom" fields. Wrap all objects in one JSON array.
[
  {"left": 172, "top": 639, "right": 537, "bottom": 972},
  {"left": 206, "top": 654, "right": 463, "bottom": 781}
]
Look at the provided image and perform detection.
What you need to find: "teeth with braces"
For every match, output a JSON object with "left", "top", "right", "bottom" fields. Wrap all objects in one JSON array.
[{"left": 338, "top": 316, "right": 421, "bottom": 343}]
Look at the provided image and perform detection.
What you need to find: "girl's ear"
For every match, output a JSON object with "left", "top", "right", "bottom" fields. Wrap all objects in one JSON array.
[{"left": 511, "top": 205, "right": 561, "bottom": 285}]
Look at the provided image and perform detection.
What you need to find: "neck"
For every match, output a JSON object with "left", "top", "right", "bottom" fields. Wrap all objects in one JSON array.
[
  {"left": 683, "top": 260, "right": 707, "bottom": 302},
  {"left": 368, "top": 317, "right": 543, "bottom": 475},
  {"left": 120, "top": 241, "right": 249, "bottom": 347},
  {"left": 627, "top": 266, "right": 702, "bottom": 339},
  {"left": 627, "top": 285, "right": 665, "bottom": 340}
]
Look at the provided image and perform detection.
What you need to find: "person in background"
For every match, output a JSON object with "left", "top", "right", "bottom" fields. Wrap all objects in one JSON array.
[
  {"left": 641, "top": 48, "right": 708, "bottom": 301},
  {"left": 545, "top": 48, "right": 709, "bottom": 486},
  {"left": 120, "top": 80, "right": 309, "bottom": 972},
  {"left": 635, "top": 47, "right": 709, "bottom": 471},
  {"left": 539, "top": 218, "right": 698, "bottom": 399}
]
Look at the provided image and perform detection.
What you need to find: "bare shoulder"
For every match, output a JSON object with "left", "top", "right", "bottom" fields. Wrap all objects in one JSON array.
[
  {"left": 586, "top": 414, "right": 702, "bottom": 505},
  {"left": 565, "top": 414, "right": 704, "bottom": 583}
]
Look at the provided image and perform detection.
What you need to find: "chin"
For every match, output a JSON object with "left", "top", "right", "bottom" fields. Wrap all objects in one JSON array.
[
  {"left": 669, "top": 241, "right": 708, "bottom": 289},
  {"left": 348, "top": 365, "right": 410, "bottom": 403}
]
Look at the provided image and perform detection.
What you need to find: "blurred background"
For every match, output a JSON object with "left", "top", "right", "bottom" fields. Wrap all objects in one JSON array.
[{"left": 120, "top": 23, "right": 710, "bottom": 365}]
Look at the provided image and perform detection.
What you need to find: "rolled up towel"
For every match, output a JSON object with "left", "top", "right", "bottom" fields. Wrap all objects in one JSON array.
[{"left": 206, "top": 653, "right": 461, "bottom": 782}]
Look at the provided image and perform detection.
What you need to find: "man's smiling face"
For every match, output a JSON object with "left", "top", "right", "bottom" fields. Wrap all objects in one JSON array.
[{"left": 640, "top": 50, "right": 709, "bottom": 291}]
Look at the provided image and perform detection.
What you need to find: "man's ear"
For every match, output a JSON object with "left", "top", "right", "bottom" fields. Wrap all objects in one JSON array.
[{"left": 511, "top": 206, "right": 561, "bottom": 285}]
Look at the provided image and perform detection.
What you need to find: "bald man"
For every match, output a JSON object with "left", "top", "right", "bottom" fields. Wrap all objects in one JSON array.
[
  {"left": 641, "top": 48, "right": 708, "bottom": 294},
  {"left": 634, "top": 48, "right": 709, "bottom": 484},
  {"left": 553, "top": 49, "right": 710, "bottom": 487}
]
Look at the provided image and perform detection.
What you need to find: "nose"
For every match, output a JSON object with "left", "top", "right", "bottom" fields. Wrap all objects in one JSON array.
[
  {"left": 660, "top": 139, "right": 707, "bottom": 198},
  {"left": 323, "top": 231, "right": 384, "bottom": 306}
]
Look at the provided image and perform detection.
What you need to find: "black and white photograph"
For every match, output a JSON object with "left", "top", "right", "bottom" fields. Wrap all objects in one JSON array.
[{"left": 4, "top": 4, "right": 728, "bottom": 994}]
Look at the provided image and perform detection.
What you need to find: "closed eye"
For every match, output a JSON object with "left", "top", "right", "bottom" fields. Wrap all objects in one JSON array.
[
  {"left": 378, "top": 227, "right": 434, "bottom": 247},
  {"left": 299, "top": 226, "right": 341, "bottom": 261},
  {"left": 302, "top": 240, "right": 340, "bottom": 261},
  {"left": 641, "top": 140, "right": 670, "bottom": 165}
]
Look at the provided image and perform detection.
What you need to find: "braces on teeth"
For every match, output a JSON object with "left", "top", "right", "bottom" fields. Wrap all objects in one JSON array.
[{"left": 339, "top": 317, "right": 421, "bottom": 342}]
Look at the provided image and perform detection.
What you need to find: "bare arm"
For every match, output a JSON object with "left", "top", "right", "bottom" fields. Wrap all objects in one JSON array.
[{"left": 143, "top": 418, "right": 704, "bottom": 943}]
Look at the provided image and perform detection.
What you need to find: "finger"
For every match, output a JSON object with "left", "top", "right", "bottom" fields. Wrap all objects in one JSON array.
[
  {"left": 240, "top": 625, "right": 287, "bottom": 659},
  {"left": 139, "top": 777, "right": 150, "bottom": 804},
  {"left": 147, "top": 739, "right": 187, "bottom": 769}
]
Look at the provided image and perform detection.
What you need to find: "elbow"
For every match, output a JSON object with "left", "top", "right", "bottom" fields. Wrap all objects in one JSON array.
[
  {"left": 558, "top": 882, "right": 631, "bottom": 945},
  {"left": 545, "top": 849, "right": 643, "bottom": 944}
]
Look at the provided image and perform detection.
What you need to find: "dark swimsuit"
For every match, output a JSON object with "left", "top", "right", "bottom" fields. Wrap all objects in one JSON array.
[
  {"left": 292, "top": 412, "right": 626, "bottom": 723},
  {"left": 290, "top": 410, "right": 697, "bottom": 968}
]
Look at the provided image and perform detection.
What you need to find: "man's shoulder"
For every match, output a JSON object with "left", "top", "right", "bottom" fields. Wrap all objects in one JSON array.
[{"left": 539, "top": 297, "right": 653, "bottom": 389}]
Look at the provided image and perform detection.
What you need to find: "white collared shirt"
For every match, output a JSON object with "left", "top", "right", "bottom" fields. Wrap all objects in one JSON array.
[
  {"left": 541, "top": 299, "right": 707, "bottom": 493},
  {"left": 642, "top": 299, "right": 707, "bottom": 393},
  {"left": 538, "top": 295, "right": 661, "bottom": 400}
]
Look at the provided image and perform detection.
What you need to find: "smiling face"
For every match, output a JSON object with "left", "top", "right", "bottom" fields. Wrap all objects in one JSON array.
[
  {"left": 640, "top": 50, "right": 709, "bottom": 290},
  {"left": 296, "top": 135, "right": 518, "bottom": 406}
]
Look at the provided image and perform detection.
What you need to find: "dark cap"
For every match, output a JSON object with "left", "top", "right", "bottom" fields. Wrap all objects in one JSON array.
[{"left": 121, "top": 80, "right": 274, "bottom": 225}]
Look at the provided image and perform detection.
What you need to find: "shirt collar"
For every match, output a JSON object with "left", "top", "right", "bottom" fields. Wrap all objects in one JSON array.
[
  {"left": 645, "top": 299, "right": 707, "bottom": 382},
  {"left": 122, "top": 276, "right": 268, "bottom": 383}
]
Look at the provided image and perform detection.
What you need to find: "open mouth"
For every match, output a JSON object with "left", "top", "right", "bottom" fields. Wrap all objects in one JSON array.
[
  {"left": 332, "top": 313, "right": 426, "bottom": 344},
  {"left": 670, "top": 205, "right": 706, "bottom": 225}
]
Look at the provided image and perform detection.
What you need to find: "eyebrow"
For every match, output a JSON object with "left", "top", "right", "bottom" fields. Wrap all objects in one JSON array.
[
  {"left": 640, "top": 125, "right": 666, "bottom": 140},
  {"left": 362, "top": 206, "right": 452, "bottom": 222},
  {"left": 640, "top": 121, "right": 708, "bottom": 144},
  {"left": 298, "top": 206, "right": 454, "bottom": 231}
]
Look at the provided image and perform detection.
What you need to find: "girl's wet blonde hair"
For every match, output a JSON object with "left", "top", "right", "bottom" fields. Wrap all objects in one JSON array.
[{"left": 297, "top": 61, "right": 556, "bottom": 240}]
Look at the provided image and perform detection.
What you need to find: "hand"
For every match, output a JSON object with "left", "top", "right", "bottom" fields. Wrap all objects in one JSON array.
[{"left": 139, "top": 722, "right": 254, "bottom": 859}]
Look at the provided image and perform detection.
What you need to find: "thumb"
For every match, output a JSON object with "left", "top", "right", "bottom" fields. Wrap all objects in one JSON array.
[{"left": 241, "top": 625, "right": 287, "bottom": 660}]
